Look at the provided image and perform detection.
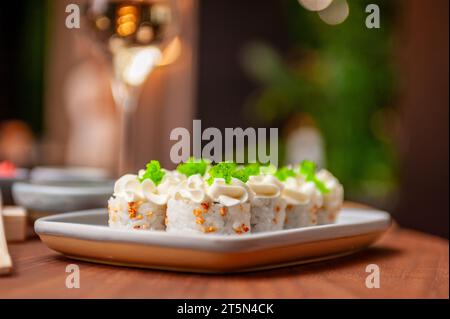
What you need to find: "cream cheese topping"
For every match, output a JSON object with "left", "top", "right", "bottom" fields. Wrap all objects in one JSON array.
[
  {"left": 247, "top": 174, "right": 284, "bottom": 199},
  {"left": 113, "top": 174, "right": 168, "bottom": 206},
  {"left": 175, "top": 174, "right": 208, "bottom": 203},
  {"left": 207, "top": 178, "right": 251, "bottom": 206},
  {"left": 282, "top": 176, "right": 323, "bottom": 207},
  {"left": 316, "top": 169, "right": 343, "bottom": 210}
]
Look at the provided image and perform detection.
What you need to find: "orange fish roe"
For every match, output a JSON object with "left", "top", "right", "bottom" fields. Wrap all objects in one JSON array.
[
  {"left": 196, "top": 217, "right": 205, "bottom": 225},
  {"left": 128, "top": 202, "right": 137, "bottom": 218},
  {"left": 219, "top": 207, "right": 227, "bottom": 217},
  {"left": 193, "top": 208, "right": 203, "bottom": 217},
  {"left": 201, "top": 202, "right": 210, "bottom": 212}
]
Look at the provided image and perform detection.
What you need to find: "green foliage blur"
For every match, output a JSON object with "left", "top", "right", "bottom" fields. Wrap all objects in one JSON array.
[{"left": 241, "top": 0, "right": 398, "bottom": 200}]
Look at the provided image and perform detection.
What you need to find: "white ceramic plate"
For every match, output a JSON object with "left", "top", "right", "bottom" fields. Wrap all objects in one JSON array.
[{"left": 35, "top": 207, "right": 391, "bottom": 273}]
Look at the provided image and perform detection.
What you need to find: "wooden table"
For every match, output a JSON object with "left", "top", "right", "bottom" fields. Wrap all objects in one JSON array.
[{"left": 0, "top": 225, "right": 448, "bottom": 299}]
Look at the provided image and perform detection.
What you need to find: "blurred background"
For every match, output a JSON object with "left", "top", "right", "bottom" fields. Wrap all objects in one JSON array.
[{"left": 0, "top": 0, "right": 448, "bottom": 238}]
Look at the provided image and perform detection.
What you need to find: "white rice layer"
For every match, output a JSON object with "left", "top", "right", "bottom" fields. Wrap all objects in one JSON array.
[
  {"left": 284, "top": 203, "right": 318, "bottom": 229},
  {"left": 108, "top": 196, "right": 166, "bottom": 230},
  {"left": 250, "top": 197, "right": 286, "bottom": 233},
  {"left": 166, "top": 198, "right": 251, "bottom": 235},
  {"left": 317, "top": 208, "right": 339, "bottom": 225}
]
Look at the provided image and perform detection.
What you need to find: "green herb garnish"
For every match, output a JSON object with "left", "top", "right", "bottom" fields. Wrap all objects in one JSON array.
[
  {"left": 243, "top": 163, "right": 261, "bottom": 176},
  {"left": 177, "top": 158, "right": 209, "bottom": 177},
  {"left": 231, "top": 167, "right": 249, "bottom": 183},
  {"left": 299, "top": 160, "right": 330, "bottom": 194},
  {"left": 274, "top": 166, "right": 296, "bottom": 181},
  {"left": 139, "top": 160, "right": 165, "bottom": 185},
  {"left": 260, "top": 163, "right": 277, "bottom": 175},
  {"left": 207, "top": 162, "right": 237, "bottom": 185},
  {"left": 231, "top": 163, "right": 261, "bottom": 183}
]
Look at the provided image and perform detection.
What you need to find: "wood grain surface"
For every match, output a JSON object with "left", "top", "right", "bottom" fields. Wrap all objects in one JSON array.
[{"left": 0, "top": 225, "right": 448, "bottom": 299}]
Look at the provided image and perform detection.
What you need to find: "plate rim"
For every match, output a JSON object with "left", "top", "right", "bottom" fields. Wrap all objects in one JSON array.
[{"left": 35, "top": 207, "right": 391, "bottom": 253}]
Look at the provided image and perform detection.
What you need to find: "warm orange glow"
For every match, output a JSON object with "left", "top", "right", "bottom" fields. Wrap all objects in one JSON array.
[
  {"left": 95, "top": 16, "right": 110, "bottom": 31},
  {"left": 117, "top": 21, "right": 137, "bottom": 37},
  {"left": 136, "top": 25, "right": 154, "bottom": 43},
  {"left": 158, "top": 37, "right": 182, "bottom": 66},
  {"left": 116, "top": 5, "right": 139, "bottom": 37},
  {"left": 117, "top": 5, "right": 138, "bottom": 16},
  {"left": 117, "top": 13, "right": 137, "bottom": 25}
]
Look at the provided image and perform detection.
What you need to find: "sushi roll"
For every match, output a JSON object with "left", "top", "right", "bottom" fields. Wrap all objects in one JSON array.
[
  {"left": 282, "top": 174, "right": 323, "bottom": 229},
  {"left": 107, "top": 159, "right": 343, "bottom": 235},
  {"left": 315, "top": 169, "right": 343, "bottom": 225},
  {"left": 247, "top": 174, "right": 286, "bottom": 232},
  {"left": 165, "top": 175, "right": 252, "bottom": 235},
  {"left": 108, "top": 174, "right": 168, "bottom": 230}
]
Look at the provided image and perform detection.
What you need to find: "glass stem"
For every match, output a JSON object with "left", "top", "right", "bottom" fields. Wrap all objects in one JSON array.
[{"left": 113, "top": 81, "right": 140, "bottom": 177}]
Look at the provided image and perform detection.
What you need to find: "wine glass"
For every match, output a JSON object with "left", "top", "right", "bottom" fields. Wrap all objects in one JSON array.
[{"left": 84, "top": 0, "right": 179, "bottom": 176}]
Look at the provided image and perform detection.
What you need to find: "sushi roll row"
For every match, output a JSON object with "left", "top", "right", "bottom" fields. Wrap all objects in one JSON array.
[{"left": 107, "top": 159, "right": 343, "bottom": 235}]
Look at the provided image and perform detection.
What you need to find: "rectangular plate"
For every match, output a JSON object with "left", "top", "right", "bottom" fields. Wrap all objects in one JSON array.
[{"left": 35, "top": 207, "right": 391, "bottom": 273}]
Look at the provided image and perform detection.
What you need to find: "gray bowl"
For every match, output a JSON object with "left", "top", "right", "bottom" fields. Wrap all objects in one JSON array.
[
  {"left": 30, "top": 166, "right": 110, "bottom": 183},
  {"left": 12, "top": 181, "right": 113, "bottom": 215}
]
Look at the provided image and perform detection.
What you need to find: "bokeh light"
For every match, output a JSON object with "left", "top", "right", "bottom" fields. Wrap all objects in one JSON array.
[
  {"left": 116, "top": 5, "right": 139, "bottom": 37},
  {"left": 114, "top": 47, "right": 162, "bottom": 86},
  {"left": 158, "top": 36, "right": 182, "bottom": 66},
  {"left": 298, "top": 0, "right": 333, "bottom": 12},
  {"left": 318, "top": 0, "right": 349, "bottom": 25}
]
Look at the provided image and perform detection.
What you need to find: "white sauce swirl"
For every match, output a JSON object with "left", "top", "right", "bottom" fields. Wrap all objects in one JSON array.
[
  {"left": 113, "top": 174, "right": 168, "bottom": 206},
  {"left": 316, "top": 169, "right": 343, "bottom": 210},
  {"left": 207, "top": 178, "right": 251, "bottom": 206},
  {"left": 282, "top": 176, "right": 323, "bottom": 207},
  {"left": 247, "top": 174, "right": 284, "bottom": 199},
  {"left": 174, "top": 174, "right": 208, "bottom": 203}
]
